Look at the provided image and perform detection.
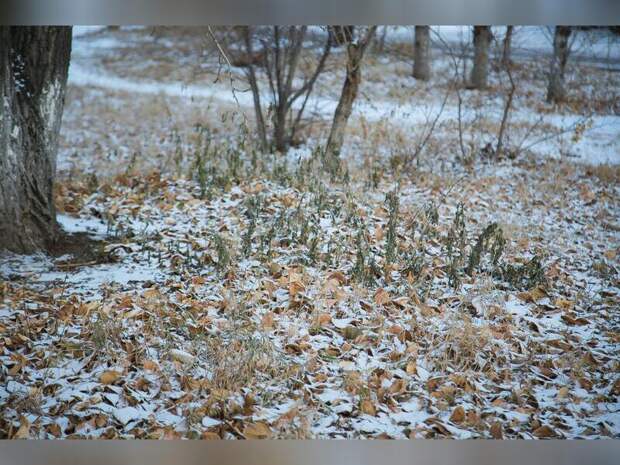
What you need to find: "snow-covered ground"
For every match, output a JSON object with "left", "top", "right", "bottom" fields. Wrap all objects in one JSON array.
[
  {"left": 65, "top": 26, "right": 620, "bottom": 167},
  {"left": 0, "top": 26, "right": 618, "bottom": 440}
]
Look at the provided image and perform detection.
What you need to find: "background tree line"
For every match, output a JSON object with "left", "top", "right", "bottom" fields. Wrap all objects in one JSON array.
[{"left": 0, "top": 25, "right": 608, "bottom": 254}]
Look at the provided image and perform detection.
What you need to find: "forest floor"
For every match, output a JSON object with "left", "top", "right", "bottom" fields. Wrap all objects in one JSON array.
[{"left": 1, "top": 26, "right": 619, "bottom": 439}]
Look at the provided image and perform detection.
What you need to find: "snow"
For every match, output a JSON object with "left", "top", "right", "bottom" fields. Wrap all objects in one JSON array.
[
  {"left": 201, "top": 416, "right": 221, "bottom": 428},
  {"left": 111, "top": 406, "right": 151, "bottom": 426},
  {"left": 57, "top": 213, "right": 109, "bottom": 238},
  {"left": 72, "top": 26, "right": 106, "bottom": 38},
  {"left": 1, "top": 26, "right": 618, "bottom": 440}
]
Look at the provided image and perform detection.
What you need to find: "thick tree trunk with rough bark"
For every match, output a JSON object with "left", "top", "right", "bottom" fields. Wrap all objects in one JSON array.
[
  {"left": 0, "top": 26, "right": 72, "bottom": 253},
  {"left": 546, "top": 26, "right": 572, "bottom": 103},
  {"left": 413, "top": 26, "right": 431, "bottom": 81},
  {"left": 470, "top": 26, "right": 491, "bottom": 89},
  {"left": 325, "top": 26, "right": 377, "bottom": 158}
]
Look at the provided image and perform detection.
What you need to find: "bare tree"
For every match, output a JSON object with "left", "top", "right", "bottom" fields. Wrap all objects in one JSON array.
[
  {"left": 325, "top": 26, "right": 377, "bottom": 159},
  {"left": 413, "top": 26, "right": 431, "bottom": 81},
  {"left": 546, "top": 26, "right": 572, "bottom": 103},
  {"left": 1, "top": 27, "right": 72, "bottom": 253},
  {"left": 495, "top": 63, "right": 516, "bottom": 158},
  {"left": 373, "top": 26, "right": 389, "bottom": 54},
  {"left": 502, "top": 25, "right": 514, "bottom": 67},
  {"left": 230, "top": 26, "right": 331, "bottom": 153},
  {"left": 469, "top": 26, "right": 491, "bottom": 89}
]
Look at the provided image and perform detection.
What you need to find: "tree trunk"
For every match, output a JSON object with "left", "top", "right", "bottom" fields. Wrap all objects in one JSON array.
[
  {"left": 0, "top": 26, "right": 72, "bottom": 253},
  {"left": 502, "top": 26, "right": 513, "bottom": 67},
  {"left": 413, "top": 26, "right": 431, "bottom": 81},
  {"left": 546, "top": 26, "right": 571, "bottom": 103},
  {"left": 470, "top": 26, "right": 491, "bottom": 89},
  {"left": 325, "top": 26, "right": 377, "bottom": 158}
]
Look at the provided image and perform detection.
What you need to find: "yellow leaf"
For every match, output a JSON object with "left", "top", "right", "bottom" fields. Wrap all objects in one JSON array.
[
  {"left": 244, "top": 422, "right": 271, "bottom": 439},
  {"left": 99, "top": 370, "right": 122, "bottom": 385},
  {"left": 406, "top": 360, "right": 417, "bottom": 376},
  {"left": 557, "top": 386, "right": 569, "bottom": 399}
]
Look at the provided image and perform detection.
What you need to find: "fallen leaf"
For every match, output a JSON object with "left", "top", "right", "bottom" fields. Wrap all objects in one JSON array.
[
  {"left": 170, "top": 349, "right": 195, "bottom": 364},
  {"left": 406, "top": 360, "right": 417, "bottom": 376},
  {"left": 490, "top": 421, "right": 503, "bottom": 439},
  {"left": 533, "top": 425, "right": 557, "bottom": 438},
  {"left": 244, "top": 422, "right": 271, "bottom": 439},
  {"left": 449, "top": 406, "right": 465, "bottom": 424},
  {"left": 143, "top": 360, "right": 160, "bottom": 372},
  {"left": 261, "top": 312, "right": 275, "bottom": 329},
  {"left": 554, "top": 298, "right": 573, "bottom": 311},
  {"left": 317, "top": 313, "right": 332, "bottom": 327},
  {"left": 360, "top": 399, "right": 376, "bottom": 416},
  {"left": 374, "top": 288, "right": 390, "bottom": 306},
  {"left": 327, "top": 271, "right": 347, "bottom": 285},
  {"left": 99, "top": 370, "right": 122, "bottom": 385},
  {"left": 13, "top": 416, "right": 30, "bottom": 439}
]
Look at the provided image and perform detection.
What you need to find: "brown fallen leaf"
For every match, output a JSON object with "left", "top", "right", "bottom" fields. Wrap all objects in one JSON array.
[
  {"left": 99, "top": 370, "right": 122, "bottom": 385},
  {"left": 533, "top": 425, "right": 557, "bottom": 438},
  {"left": 554, "top": 298, "right": 573, "bottom": 311},
  {"left": 327, "top": 271, "right": 347, "bottom": 285},
  {"left": 261, "top": 312, "right": 275, "bottom": 329},
  {"left": 360, "top": 399, "right": 377, "bottom": 416},
  {"left": 374, "top": 288, "right": 390, "bottom": 306},
  {"left": 13, "top": 415, "right": 30, "bottom": 439},
  {"left": 143, "top": 360, "right": 160, "bottom": 372},
  {"left": 518, "top": 286, "right": 547, "bottom": 303},
  {"left": 317, "top": 313, "right": 332, "bottom": 326},
  {"left": 243, "top": 422, "right": 271, "bottom": 439},
  {"left": 578, "top": 377, "right": 593, "bottom": 391},
  {"left": 389, "top": 379, "right": 407, "bottom": 395},
  {"left": 490, "top": 421, "right": 503, "bottom": 439},
  {"left": 449, "top": 406, "right": 465, "bottom": 424}
]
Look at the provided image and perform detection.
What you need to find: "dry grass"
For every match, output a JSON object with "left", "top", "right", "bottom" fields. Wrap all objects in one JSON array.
[{"left": 585, "top": 163, "right": 620, "bottom": 184}]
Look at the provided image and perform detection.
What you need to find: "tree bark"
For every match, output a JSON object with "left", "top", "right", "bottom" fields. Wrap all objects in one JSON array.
[
  {"left": 470, "top": 26, "right": 491, "bottom": 89},
  {"left": 413, "top": 26, "right": 431, "bottom": 81},
  {"left": 546, "top": 26, "right": 571, "bottom": 103},
  {"left": 325, "top": 26, "right": 377, "bottom": 158},
  {"left": 502, "top": 25, "right": 513, "bottom": 67},
  {"left": 0, "top": 26, "right": 72, "bottom": 253}
]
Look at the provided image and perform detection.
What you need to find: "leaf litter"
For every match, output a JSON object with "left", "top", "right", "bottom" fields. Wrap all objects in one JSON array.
[{"left": 1, "top": 26, "right": 619, "bottom": 440}]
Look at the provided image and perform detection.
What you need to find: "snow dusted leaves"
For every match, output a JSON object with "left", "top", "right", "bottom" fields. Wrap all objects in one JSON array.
[{"left": 1, "top": 158, "right": 619, "bottom": 439}]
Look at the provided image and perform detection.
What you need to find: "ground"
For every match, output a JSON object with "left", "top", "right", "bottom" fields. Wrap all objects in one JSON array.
[{"left": 0, "top": 26, "right": 619, "bottom": 439}]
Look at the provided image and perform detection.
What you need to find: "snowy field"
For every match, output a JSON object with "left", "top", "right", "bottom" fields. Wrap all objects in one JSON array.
[{"left": 0, "top": 26, "right": 618, "bottom": 439}]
